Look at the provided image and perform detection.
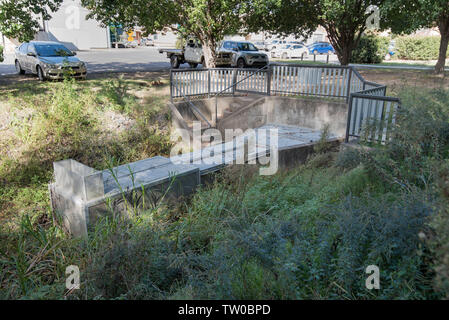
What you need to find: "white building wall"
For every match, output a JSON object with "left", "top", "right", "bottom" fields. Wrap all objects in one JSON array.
[{"left": 43, "top": 0, "right": 109, "bottom": 50}]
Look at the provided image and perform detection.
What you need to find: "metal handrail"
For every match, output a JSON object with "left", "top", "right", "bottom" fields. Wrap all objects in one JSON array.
[
  {"left": 213, "top": 65, "right": 270, "bottom": 125},
  {"left": 170, "top": 64, "right": 399, "bottom": 144},
  {"left": 172, "top": 82, "right": 212, "bottom": 128}
]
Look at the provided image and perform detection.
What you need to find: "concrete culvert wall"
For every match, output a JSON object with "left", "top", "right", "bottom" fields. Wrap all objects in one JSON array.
[{"left": 171, "top": 95, "right": 348, "bottom": 139}]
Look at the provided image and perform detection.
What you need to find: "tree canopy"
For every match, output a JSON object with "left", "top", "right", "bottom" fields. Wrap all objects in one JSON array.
[
  {"left": 0, "top": 0, "right": 63, "bottom": 42},
  {"left": 249, "top": 0, "right": 385, "bottom": 65},
  {"left": 382, "top": 0, "right": 449, "bottom": 74},
  {"left": 81, "top": 0, "right": 251, "bottom": 67}
]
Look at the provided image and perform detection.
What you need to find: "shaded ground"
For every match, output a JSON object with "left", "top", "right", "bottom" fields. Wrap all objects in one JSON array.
[{"left": 358, "top": 69, "right": 449, "bottom": 93}]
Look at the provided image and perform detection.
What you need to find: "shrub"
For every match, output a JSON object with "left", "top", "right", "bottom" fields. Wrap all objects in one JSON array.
[
  {"left": 0, "top": 45, "right": 4, "bottom": 62},
  {"left": 360, "top": 88, "right": 449, "bottom": 192},
  {"left": 175, "top": 191, "right": 436, "bottom": 299},
  {"left": 395, "top": 36, "right": 444, "bottom": 60},
  {"left": 351, "top": 35, "right": 389, "bottom": 64},
  {"left": 431, "top": 161, "right": 449, "bottom": 298}
]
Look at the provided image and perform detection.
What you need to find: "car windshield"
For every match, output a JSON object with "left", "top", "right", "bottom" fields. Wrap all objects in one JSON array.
[
  {"left": 236, "top": 42, "right": 258, "bottom": 51},
  {"left": 281, "top": 45, "right": 291, "bottom": 49},
  {"left": 35, "top": 44, "right": 74, "bottom": 57}
]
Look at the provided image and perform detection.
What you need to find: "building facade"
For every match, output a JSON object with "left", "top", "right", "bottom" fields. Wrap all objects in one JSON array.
[{"left": 39, "top": 0, "right": 110, "bottom": 50}]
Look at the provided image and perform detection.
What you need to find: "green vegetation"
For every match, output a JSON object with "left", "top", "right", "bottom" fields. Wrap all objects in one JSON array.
[
  {"left": 0, "top": 75, "right": 172, "bottom": 229},
  {"left": 1, "top": 72, "right": 449, "bottom": 300},
  {"left": 0, "top": 0, "right": 62, "bottom": 42},
  {"left": 382, "top": 0, "right": 449, "bottom": 74},
  {"left": 0, "top": 45, "right": 4, "bottom": 63},
  {"left": 351, "top": 35, "right": 389, "bottom": 64},
  {"left": 395, "top": 36, "right": 446, "bottom": 61}
]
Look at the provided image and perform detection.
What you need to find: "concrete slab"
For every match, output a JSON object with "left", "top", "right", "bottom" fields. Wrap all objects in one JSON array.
[{"left": 51, "top": 156, "right": 200, "bottom": 237}]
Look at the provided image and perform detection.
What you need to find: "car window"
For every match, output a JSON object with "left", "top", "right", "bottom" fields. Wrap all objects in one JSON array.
[
  {"left": 236, "top": 42, "right": 258, "bottom": 51},
  {"left": 19, "top": 43, "right": 29, "bottom": 54},
  {"left": 28, "top": 44, "right": 37, "bottom": 54},
  {"left": 229, "top": 42, "right": 238, "bottom": 51},
  {"left": 34, "top": 44, "right": 74, "bottom": 57}
]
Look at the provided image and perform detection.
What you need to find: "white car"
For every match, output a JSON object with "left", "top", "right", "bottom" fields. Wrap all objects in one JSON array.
[
  {"left": 271, "top": 44, "right": 309, "bottom": 59},
  {"left": 266, "top": 40, "right": 287, "bottom": 52}
]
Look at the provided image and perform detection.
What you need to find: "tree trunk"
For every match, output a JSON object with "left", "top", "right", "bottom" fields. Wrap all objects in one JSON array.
[
  {"left": 330, "top": 38, "right": 353, "bottom": 66},
  {"left": 202, "top": 39, "right": 217, "bottom": 68},
  {"left": 336, "top": 46, "right": 352, "bottom": 66},
  {"left": 435, "top": 19, "right": 449, "bottom": 75},
  {"left": 326, "top": 28, "right": 362, "bottom": 66}
]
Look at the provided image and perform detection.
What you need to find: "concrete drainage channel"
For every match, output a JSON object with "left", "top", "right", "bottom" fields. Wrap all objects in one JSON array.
[{"left": 50, "top": 65, "right": 399, "bottom": 237}]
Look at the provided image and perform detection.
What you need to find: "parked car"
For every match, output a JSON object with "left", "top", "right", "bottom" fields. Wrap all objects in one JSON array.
[
  {"left": 219, "top": 40, "right": 269, "bottom": 68},
  {"left": 271, "top": 44, "right": 309, "bottom": 59},
  {"left": 253, "top": 41, "right": 268, "bottom": 51},
  {"left": 141, "top": 38, "right": 155, "bottom": 46},
  {"left": 266, "top": 39, "right": 287, "bottom": 52},
  {"left": 124, "top": 40, "right": 138, "bottom": 48},
  {"left": 14, "top": 41, "right": 87, "bottom": 81},
  {"left": 307, "top": 42, "right": 335, "bottom": 55},
  {"left": 160, "top": 39, "right": 269, "bottom": 69}
]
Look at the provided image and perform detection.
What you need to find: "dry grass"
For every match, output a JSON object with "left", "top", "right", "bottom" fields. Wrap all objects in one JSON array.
[{"left": 0, "top": 72, "right": 172, "bottom": 228}]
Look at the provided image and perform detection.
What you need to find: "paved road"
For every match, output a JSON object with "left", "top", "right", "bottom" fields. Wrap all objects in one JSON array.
[
  {"left": 1, "top": 46, "right": 446, "bottom": 78},
  {"left": 0, "top": 46, "right": 176, "bottom": 76}
]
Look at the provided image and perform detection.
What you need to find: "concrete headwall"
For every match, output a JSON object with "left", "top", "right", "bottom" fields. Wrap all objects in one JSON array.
[{"left": 216, "top": 96, "right": 348, "bottom": 138}]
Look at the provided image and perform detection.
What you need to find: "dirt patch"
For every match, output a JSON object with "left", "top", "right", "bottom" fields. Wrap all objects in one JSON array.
[
  {"left": 359, "top": 69, "right": 449, "bottom": 92},
  {"left": 0, "top": 70, "right": 170, "bottom": 86}
]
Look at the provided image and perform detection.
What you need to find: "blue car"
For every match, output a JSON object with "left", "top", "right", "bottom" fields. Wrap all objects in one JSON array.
[{"left": 307, "top": 42, "right": 335, "bottom": 55}]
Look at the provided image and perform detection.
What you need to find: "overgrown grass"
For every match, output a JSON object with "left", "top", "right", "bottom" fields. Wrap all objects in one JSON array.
[
  {"left": 1, "top": 74, "right": 449, "bottom": 300},
  {"left": 0, "top": 75, "right": 172, "bottom": 229}
]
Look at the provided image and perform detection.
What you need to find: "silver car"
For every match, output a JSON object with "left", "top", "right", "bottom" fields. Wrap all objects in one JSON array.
[
  {"left": 15, "top": 41, "right": 87, "bottom": 81},
  {"left": 219, "top": 41, "right": 269, "bottom": 68}
]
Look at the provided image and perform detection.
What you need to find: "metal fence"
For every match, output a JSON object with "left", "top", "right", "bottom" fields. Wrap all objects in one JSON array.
[
  {"left": 346, "top": 93, "right": 400, "bottom": 144},
  {"left": 170, "top": 68, "right": 270, "bottom": 98},
  {"left": 170, "top": 64, "right": 401, "bottom": 144},
  {"left": 270, "top": 65, "right": 352, "bottom": 99}
]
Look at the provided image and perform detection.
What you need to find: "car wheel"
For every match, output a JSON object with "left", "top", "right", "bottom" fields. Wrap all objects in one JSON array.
[
  {"left": 189, "top": 62, "right": 198, "bottom": 68},
  {"left": 170, "top": 55, "right": 180, "bottom": 69},
  {"left": 37, "top": 66, "right": 45, "bottom": 81},
  {"left": 15, "top": 60, "right": 25, "bottom": 75},
  {"left": 237, "top": 58, "right": 246, "bottom": 69}
]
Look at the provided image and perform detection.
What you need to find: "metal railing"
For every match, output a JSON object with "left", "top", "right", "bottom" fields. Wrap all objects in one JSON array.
[
  {"left": 170, "top": 64, "right": 401, "bottom": 144},
  {"left": 170, "top": 67, "right": 270, "bottom": 99},
  {"left": 211, "top": 65, "right": 270, "bottom": 125},
  {"left": 171, "top": 82, "right": 213, "bottom": 128},
  {"left": 345, "top": 92, "right": 400, "bottom": 144}
]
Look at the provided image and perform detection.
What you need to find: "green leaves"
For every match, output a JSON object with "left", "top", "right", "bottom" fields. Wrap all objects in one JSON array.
[{"left": 0, "top": 0, "right": 63, "bottom": 42}]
